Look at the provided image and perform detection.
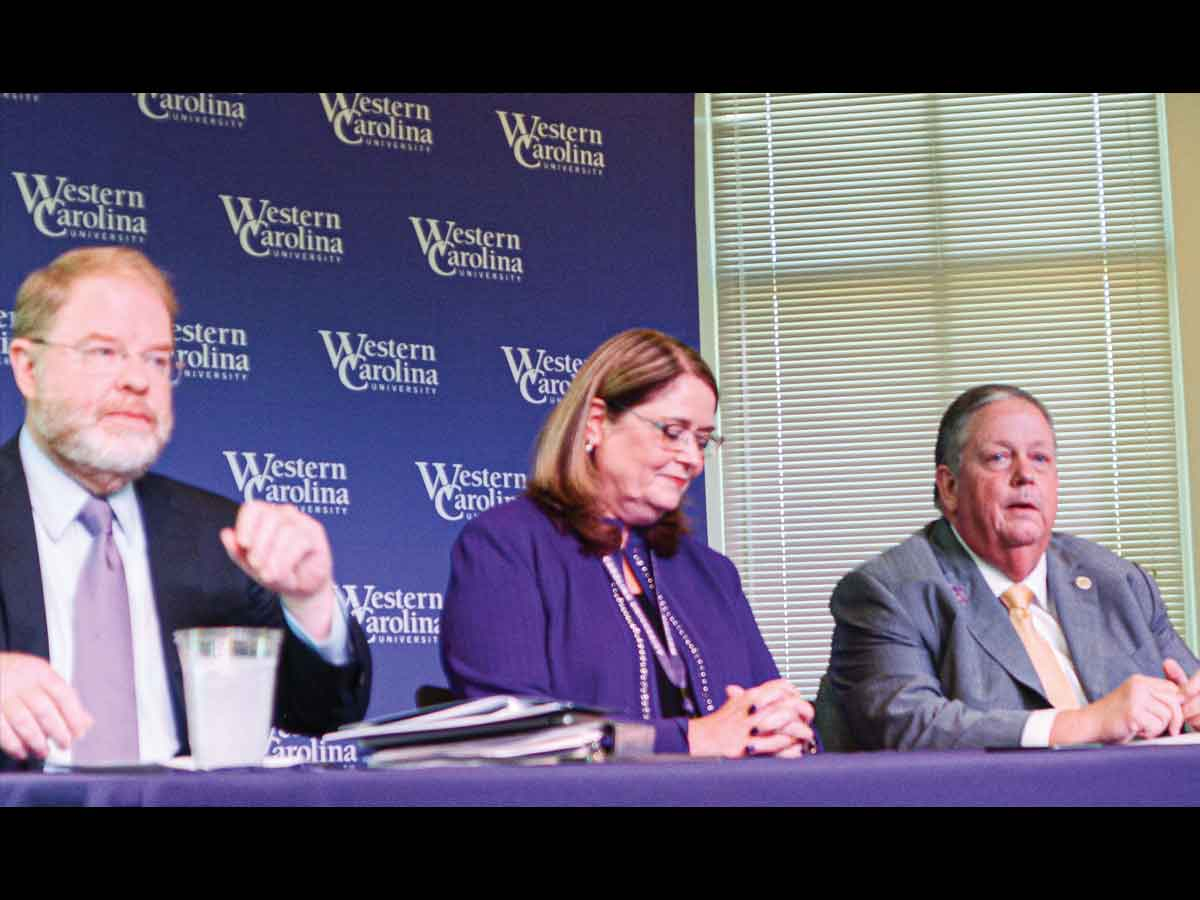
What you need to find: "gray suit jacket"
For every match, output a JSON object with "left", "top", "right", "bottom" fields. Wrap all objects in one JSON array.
[{"left": 819, "top": 518, "right": 1199, "bottom": 751}]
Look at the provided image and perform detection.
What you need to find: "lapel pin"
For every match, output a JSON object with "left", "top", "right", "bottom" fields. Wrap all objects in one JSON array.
[
  {"left": 1075, "top": 575, "right": 1092, "bottom": 590},
  {"left": 951, "top": 584, "right": 968, "bottom": 604}
]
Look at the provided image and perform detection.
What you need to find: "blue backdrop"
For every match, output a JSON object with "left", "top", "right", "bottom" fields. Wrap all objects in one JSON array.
[{"left": 1, "top": 92, "right": 702, "bottom": 762}]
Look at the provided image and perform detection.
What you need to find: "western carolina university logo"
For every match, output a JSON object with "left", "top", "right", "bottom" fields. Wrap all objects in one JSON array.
[
  {"left": 336, "top": 583, "right": 442, "bottom": 646},
  {"left": 409, "top": 217, "right": 524, "bottom": 282},
  {"left": 12, "top": 172, "right": 149, "bottom": 243},
  {"left": 175, "top": 321, "right": 250, "bottom": 382},
  {"left": 317, "top": 330, "right": 438, "bottom": 395},
  {"left": 318, "top": 93, "right": 433, "bottom": 153},
  {"left": 501, "top": 345, "right": 583, "bottom": 405},
  {"left": 415, "top": 461, "right": 526, "bottom": 522},
  {"left": 222, "top": 451, "right": 350, "bottom": 517},
  {"left": 267, "top": 728, "right": 357, "bottom": 765},
  {"left": 218, "top": 194, "right": 344, "bottom": 264},
  {"left": 134, "top": 93, "right": 246, "bottom": 129},
  {"left": 495, "top": 110, "right": 606, "bottom": 176}
]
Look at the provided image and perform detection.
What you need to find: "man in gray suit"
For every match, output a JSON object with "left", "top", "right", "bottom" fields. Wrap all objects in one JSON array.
[{"left": 820, "top": 384, "right": 1200, "bottom": 751}]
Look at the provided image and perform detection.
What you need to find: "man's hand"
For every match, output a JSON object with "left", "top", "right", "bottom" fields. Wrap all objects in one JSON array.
[
  {"left": 1163, "top": 658, "right": 1200, "bottom": 729},
  {"left": 220, "top": 501, "right": 337, "bottom": 640},
  {"left": 1051, "top": 673, "right": 1184, "bottom": 745},
  {"left": 0, "top": 652, "right": 93, "bottom": 760}
]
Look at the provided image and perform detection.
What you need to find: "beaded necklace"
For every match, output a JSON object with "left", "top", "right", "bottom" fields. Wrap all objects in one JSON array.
[{"left": 601, "top": 538, "right": 714, "bottom": 720}]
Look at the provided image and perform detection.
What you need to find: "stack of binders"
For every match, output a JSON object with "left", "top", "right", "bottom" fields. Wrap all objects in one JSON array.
[{"left": 323, "top": 695, "right": 627, "bottom": 767}]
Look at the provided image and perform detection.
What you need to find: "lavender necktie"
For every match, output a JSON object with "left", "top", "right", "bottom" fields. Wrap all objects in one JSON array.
[{"left": 71, "top": 497, "right": 140, "bottom": 764}]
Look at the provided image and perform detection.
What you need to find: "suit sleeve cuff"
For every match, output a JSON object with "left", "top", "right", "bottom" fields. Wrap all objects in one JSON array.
[
  {"left": 1020, "top": 709, "right": 1058, "bottom": 747},
  {"left": 652, "top": 717, "right": 691, "bottom": 754},
  {"left": 283, "top": 597, "right": 352, "bottom": 666}
]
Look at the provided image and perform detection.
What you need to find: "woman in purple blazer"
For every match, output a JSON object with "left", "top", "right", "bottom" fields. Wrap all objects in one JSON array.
[{"left": 441, "top": 329, "right": 816, "bottom": 756}]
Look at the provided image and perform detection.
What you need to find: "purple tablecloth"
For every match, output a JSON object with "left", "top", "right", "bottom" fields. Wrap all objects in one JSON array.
[{"left": 4, "top": 744, "right": 1198, "bottom": 806}]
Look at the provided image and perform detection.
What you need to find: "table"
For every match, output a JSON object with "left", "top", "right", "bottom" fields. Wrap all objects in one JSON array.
[{"left": 3, "top": 743, "right": 1199, "bottom": 806}]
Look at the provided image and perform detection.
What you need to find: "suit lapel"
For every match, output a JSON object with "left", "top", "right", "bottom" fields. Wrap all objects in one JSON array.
[
  {"left": 927, "top": 519, "right": 1049, "bottom": 702},
  {"left": 135, "top": 477, "right": 193, "bottom": 744},
  {"left": 0, "top": 437, "right": 50, "bottom": 657},
  {"left": 1047, "top": 539, "right": 1106, "bottom": 702}
]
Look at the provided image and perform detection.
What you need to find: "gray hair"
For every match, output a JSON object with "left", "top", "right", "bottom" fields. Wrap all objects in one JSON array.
[{"left": 933, "top": 384, "right": 1056, "bottom": 510}]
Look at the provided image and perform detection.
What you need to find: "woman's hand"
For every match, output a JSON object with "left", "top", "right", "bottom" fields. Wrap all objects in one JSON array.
[{"left": 686, "top": 678, "right": 816, "bottom": 758}]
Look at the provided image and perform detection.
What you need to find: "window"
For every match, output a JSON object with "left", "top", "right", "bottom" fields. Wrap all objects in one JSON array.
[{"left": 697, "top": 93, "right": 1189, "bottom": 695}]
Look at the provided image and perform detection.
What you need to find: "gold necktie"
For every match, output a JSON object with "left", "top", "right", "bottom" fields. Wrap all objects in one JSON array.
[{"left": 1000, "top": 584, "right": 1080, "bottom": 710}]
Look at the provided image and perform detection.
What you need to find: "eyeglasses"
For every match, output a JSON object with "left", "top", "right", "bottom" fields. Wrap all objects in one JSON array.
[
  {"left": 617, "top": 406, "right": 724, "bottom": 454},
  {"left": 30, "top": 338, "right": 184, "bottom": 386}
]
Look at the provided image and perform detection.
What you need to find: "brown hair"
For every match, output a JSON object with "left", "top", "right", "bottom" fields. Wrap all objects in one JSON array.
[
  {"left": 527, "top": 328, "right": 718, "bottom": 557},
  {"left": 14, "top": 246, "right": 178, "bottom": 339}
]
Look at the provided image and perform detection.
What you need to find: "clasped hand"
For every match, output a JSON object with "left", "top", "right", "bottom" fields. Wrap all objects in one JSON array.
[
  {"left": 687, "top": 678, "right": 816, "bottom": 758},
  {"left": 1109, "top": 659, "right": 1200, "bottom": 741},
  {"left": 1058, "top": 658, "right": 1200, "bottom": 745}
]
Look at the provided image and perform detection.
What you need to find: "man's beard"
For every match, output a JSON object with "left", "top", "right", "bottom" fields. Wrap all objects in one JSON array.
[{"left": 29, "top": 394, "right": 173, "bottom": 485}]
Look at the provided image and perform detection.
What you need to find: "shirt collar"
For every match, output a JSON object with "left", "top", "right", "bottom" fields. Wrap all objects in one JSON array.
[
  {"left": 948, "top": 520, "right": 1048, "bottom": 609},
  {"left": 19, "top": 425, "right": 140, "bottom": 544}
]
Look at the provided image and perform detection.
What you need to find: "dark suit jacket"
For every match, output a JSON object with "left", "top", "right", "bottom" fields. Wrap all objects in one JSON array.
[
  {"left": 818, "top": 518, "right": 1199, "bottom": 751},
  {"left": 0, "top": 436, "right": 371, "bottom": 770}
]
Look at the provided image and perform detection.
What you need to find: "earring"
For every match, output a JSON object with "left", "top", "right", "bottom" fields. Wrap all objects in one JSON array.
[{"left": 585, "top": 440, "right": 595, "bottom": 454}]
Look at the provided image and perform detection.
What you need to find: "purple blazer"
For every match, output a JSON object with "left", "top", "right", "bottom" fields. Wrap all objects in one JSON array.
[{"left": 440, "top": 496, "right": 780, "bottom": 752}]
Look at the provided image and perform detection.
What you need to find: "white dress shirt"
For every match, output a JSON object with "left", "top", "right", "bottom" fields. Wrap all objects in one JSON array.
[
  {"left": 949, "top": 524, "right": 1088, "bottom": 747},
  {"left": 19, "top": 427, "right": 350, "bottom": 765}
]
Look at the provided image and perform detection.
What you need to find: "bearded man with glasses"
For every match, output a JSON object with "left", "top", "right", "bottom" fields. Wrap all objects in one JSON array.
[{"left": 0, "top": 247, "right": 371, "bottom": 769}]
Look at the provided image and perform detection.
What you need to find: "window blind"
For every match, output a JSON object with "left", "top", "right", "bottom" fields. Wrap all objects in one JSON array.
[{"left": 701, "top": 93, "right": 1187, "bottom": 696}]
